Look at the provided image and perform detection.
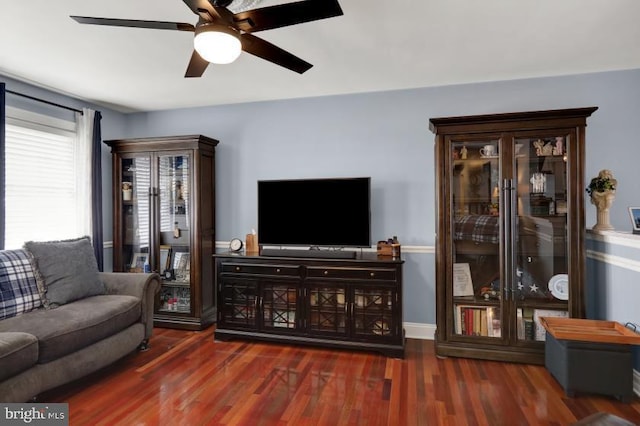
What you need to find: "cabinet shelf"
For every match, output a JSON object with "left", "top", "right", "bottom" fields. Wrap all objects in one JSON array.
[
  {"left": 452, "top": 296, "right": 501, "bottom": 306},
  {"left": 162, "top": 281, "right": 191, "bottom": 287}
]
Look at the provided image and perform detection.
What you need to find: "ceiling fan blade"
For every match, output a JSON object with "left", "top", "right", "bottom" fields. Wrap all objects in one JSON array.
[
  {"left": 240, "top": 33, "right": 312, "bottom": 74},
  {"left": 233, "top": 0, "right": 343, "bottom": 33},
  {"left": 185, "top": 50, "right": 210, "bottom": 78},
  {"left": 70, "top": 16, "right": 195, "bottom": 32}
]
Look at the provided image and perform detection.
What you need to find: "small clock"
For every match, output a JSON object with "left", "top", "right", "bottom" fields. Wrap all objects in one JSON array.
[{"left": 229, "top": 238, "right": 244, "bottom": 252}]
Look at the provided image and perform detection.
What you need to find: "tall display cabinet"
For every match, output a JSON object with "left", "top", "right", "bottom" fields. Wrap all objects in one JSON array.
[
  {"left": 429, "top": 107, "right": 597, "bottom": 364},
  {"left": 105, "top": 135, "right": 218, "bottom": 330}
]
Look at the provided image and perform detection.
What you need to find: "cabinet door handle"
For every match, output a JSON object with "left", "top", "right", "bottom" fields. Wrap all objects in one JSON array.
[
  {"left": 235, "top": 266, "right": 241, "bottom": 271},
  {"left": 323, "top": 270, "right": 329, "bottom": 275},
  {"left": 275, "top": 268, "right": 281, "bottom": 273},
  {"left": 370, "top": 272, "right": 375, "bottom": 278}
]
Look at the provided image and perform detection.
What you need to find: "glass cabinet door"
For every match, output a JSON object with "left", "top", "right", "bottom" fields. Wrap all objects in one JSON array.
[
  {"left": 308, "top": 284, "right": 348, "bottom": 337},
  {"left": 449, "top": 138, "right": 503, "bottom": 339},
  {"left": 157, "top": 154, "right": 191, "bottom": 313},
  {"left": 352, "top": 287, "right": 395, "bottom": 339},
  {"left": 262, "top": 282, "right": 298, "bottom": 330},
  {"left": 514, "top": 135, "right": 569, "bottom": 342},
  {"left": 218, "top": 279, "right": 258, "bottom": 328},
  {"left": 120, "top": 156, "right": 151, "bottom": 273}
]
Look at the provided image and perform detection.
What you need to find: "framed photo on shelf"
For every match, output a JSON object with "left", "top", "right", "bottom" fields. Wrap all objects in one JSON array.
[
  {"left": 159, "top": 245, "right": 172, "bottom": 272},
  {"left": 628, "top": 207, "right": 640, "bottom": 234},
  {"left": 453, "top": 263, "right": 474, "bottom": 296},
  {"left": 172, "top": 251, "right": 190, "bottom": 282},
  {"left": 130, "top": 252, "right": 149, "bottom": 272}
]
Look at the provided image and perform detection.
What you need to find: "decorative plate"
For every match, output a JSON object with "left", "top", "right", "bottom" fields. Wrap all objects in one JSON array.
[{"left": 548, "top": 274, "right": 569, "bottom": 300}]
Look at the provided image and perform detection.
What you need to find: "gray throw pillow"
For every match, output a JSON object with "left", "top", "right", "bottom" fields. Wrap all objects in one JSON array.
[{"left": 24, "top": 236, "right": 105, "bottom": 309}]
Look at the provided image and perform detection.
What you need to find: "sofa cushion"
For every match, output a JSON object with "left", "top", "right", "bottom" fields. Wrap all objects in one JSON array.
[
  {"left": 24, "top": 236, "right": 104, "bottom": 308},
  {"left": 0, "top": 332, "right": 39, "bottom": 381},
  {"left": 0, "top": 249, "right": 42, "bottom": 320},
  {"left": 0, "top": 294, "right": 141, "bottom": 363}
]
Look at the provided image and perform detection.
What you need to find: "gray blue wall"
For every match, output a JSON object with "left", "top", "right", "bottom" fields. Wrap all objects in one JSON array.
[
  {"left": 586, "top": 232, "right": 640, "bottom": 370},
  {"left": 3, "top": 68, "right": 640, "bottom": 328}
]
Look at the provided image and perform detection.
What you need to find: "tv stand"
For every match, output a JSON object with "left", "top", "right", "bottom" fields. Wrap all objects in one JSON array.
[
  {"left": 214, "top": 252, "right": 405, "bottom": 357},
  {"left": 261, "top": 248, "right": 356, "bottom": 259}
]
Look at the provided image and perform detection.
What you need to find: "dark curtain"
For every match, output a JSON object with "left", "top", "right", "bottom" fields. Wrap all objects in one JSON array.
[
  {"left": 0, "top": 83, "right": 5, "bottom": 250},
  {"left": 91, "top": 111, "right": 104, "bottom": 270}
]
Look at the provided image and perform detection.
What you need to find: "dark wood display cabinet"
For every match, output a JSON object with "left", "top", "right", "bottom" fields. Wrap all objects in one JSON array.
[
  {"left": 214, "top": 252, "right": 405, "bottom": 358},
  {"left": 105, "top": 135, "right": 218, "bottom": 330},
  {"left": 429, "top": 107, "right": 597, "bottom": 364}
]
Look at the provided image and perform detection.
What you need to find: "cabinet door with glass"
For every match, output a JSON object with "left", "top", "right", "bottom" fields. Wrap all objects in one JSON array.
[
  {"left": 307, "top": 283, "right": 349, "bottom": 338},
  {"left": 118, "top": 155, "right": 152, "bottom": 273},
  {"left": 512, "top": 132, "right": 572, "bottom": 343},
  {"left": 261, "top": 281, "right": 299, "bottom": 331},
  {"left": 448, "top": 137, "right": 505, "bottom": 342},
  {"left": 218, "top": 278, "right": 259, "bottom": 329},
  {"left": 351, "top": 285, "right": 398, "bottom": 342},
  {"left": 156, "top": 153, "right": 192, "bottom": 314}
]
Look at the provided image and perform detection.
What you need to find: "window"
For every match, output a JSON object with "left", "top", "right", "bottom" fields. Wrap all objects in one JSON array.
[{"left": 4, "top": 107, "right": 81, "bottom": 249}]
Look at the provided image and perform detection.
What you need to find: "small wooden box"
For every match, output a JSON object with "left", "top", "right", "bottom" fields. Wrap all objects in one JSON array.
[
  {"left": 377, "top": 241, "right": 400, "bottom": 257},
  {"left": 245, "top": 233, "right": 259, "bottom": 254}
]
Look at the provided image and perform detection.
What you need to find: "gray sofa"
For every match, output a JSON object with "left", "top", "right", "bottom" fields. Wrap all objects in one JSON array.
[{"left": 0, "top": 271, "right": 160, "bottom": 402}]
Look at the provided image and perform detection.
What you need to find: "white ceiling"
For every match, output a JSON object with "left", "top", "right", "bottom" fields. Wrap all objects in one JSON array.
[{"left": 1, "top": 0, "right": 640, "bottom": 113}]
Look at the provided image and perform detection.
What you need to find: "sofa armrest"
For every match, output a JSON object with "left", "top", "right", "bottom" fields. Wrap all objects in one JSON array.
[{"left": 99, "top": 272, "right": 160, "bottom": 340}]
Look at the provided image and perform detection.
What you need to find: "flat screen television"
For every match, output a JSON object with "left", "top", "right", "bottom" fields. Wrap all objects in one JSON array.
[{"left": 258, "top": 177, "right": 371, "bottom": 248}]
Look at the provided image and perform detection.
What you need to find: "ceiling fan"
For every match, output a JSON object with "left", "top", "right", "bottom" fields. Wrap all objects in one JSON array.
[{"left": 71, "top": 0, "right": 343, "bottom": 77}]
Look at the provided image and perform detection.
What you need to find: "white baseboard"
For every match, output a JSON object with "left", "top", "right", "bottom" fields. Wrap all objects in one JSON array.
[{"left": 404, "top": 322, "right": 436, "bottom": 340}]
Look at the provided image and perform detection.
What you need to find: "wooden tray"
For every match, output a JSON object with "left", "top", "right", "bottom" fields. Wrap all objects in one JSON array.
[{"left": 539, "top": 317, "right": 640, "bottom": 345}]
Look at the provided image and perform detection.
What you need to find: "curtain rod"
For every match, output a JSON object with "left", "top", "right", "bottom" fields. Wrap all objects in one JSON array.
[{"left": 6, "top": 89, "right": 83, "bottom": 115}]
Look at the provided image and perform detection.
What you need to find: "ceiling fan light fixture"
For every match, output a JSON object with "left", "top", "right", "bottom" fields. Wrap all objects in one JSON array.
[{"left": 194, "top": 25, "right": 242, "bottom": 65}]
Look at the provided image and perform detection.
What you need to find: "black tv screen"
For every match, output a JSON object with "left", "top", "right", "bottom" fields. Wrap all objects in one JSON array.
[{"left": 258, "top": 177, "right": 371, "bottom": 247}]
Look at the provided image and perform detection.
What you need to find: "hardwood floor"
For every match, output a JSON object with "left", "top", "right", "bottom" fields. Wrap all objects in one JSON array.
[{"left": 40, "top": 327, "right": 640, "bottom": 425}]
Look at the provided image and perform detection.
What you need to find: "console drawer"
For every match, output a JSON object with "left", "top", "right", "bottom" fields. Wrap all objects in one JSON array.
[
  {"left": 306, "top": 266, "right": 397, "bottom": 281},
  {"left": 220, "top": 262, "right": 300, "bottom": 277}
]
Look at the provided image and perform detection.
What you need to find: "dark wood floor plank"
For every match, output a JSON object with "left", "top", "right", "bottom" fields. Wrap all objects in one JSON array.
[{"left": 37, "top": 326, "right": 640, "bottom": 425}]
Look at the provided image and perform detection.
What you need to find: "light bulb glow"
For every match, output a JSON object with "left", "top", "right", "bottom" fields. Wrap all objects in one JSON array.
[{"left": 194, "top": 28, "right": 241, "bottom": 64}]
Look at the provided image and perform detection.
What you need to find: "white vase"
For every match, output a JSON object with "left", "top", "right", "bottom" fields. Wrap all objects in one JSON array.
[
  {"left": 590, "top": 190, "right": 615, "bottom": 231},
  {"left": 123, "top": 189, "right": 132, "bottom": 201}
]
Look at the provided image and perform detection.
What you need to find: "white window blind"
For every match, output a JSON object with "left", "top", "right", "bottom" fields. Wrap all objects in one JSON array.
[{"left": 4, "top": 108, "right": 80, "bottom": 249}]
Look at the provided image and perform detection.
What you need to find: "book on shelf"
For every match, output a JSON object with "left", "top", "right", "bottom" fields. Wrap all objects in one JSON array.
[
  {"left": 479, "top": 309, "right": 488, "bottom": 336},
  {"left": 524, "top": 318, "right": 535, "bottom": 341},
  {"left": 517, "top": 308, "right": 524, "bottom": 340},
  {"left": 455, "top": 305, "right": 499, "bottom": 337}
]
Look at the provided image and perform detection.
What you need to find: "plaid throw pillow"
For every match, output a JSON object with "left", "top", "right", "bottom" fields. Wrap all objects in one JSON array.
[{"left": 0, "top": 249, "right": 42, "bottom": 320}]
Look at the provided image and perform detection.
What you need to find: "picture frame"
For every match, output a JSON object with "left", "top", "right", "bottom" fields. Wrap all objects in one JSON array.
[
  {"left": 172, "top": 251, "right": 190, "bottom": 282},
  {"left": 628, "top": 207, "right": 640, "bottom": 234},
  {"left": 159, "top": 245, "right": 172, "bottom": 272},
  {"left": 130, "top": 252, "right": 149, "bottom": 272},
  {"left": 453, "top": 263, "right": 474, "bottom": 297}
]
